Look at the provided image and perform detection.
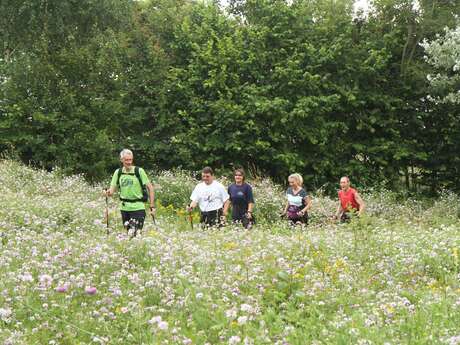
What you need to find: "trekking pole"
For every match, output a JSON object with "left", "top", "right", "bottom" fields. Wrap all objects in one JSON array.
[
  {"left": 104, "top": 188, "right": 109, "bottom": 235},
  {"left": 1, "top": 232, "right": 6, "bottom": 246},
  {"left": 150, "top": 207, "right": 156, "bottom": 225},
  {"left": 187, "top": 205, "right": 194, "bottom": 230}
]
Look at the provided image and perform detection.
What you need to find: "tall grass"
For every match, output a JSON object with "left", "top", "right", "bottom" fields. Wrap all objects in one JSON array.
[{"left": 0, "top": 160, "right": 459, "bottom": 345}]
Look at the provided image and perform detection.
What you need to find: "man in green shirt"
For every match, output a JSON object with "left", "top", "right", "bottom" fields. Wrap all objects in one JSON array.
[{"left": 105, "top": 149, "right": 155, "bottom": 236}]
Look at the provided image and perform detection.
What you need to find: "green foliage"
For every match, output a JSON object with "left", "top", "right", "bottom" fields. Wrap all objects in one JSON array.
[
  {"left": 1, "top": 0, "right": 460, "bottom": 192},
  {"left": 154, "top": 170, "right": 198, "bottom": 208}
]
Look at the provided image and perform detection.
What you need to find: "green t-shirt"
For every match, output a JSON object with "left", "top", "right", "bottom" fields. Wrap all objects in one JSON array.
[{"left": 110, "top": 167, "right": 150, "bottom": 211}]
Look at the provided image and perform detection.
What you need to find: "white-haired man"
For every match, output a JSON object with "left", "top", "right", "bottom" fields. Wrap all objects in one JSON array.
[{"left": 106, "top": 149, "right": 155, "bottom": 235}]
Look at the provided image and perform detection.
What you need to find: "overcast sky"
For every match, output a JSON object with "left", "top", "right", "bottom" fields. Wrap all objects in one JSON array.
[
  {"left": 219, "top": 0, "right": 373, "bottom": 15},
  {"left": 354, "top": 0, "right": 370, "bottom": 12}
]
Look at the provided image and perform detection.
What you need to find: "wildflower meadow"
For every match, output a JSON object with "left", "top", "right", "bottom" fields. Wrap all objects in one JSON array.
[{"left": 1, "top": 160, "right": 460, "bottom": 345}]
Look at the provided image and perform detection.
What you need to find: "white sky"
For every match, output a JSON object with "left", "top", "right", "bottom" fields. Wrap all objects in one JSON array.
[
  {"left": 219, "top": 0, "right": 373, "bottom": 14},
  {"left": 353, "top": 0, "right": 371, "bottom": 15},
  {"left": 353, "top": 0, "right": 421, "bottom": 14}
]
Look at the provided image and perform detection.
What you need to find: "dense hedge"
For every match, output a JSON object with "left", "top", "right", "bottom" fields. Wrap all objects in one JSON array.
[{"left": 1, "top": 0, "right": 459, "bottom": 193}]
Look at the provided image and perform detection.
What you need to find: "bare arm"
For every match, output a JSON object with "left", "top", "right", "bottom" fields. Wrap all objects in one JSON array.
[
  {"left": 246, "top": 202, "right": 255, "bottom": 219},
  {"left": 146, "top": 183, "right": 155, "bottom": 212},
  {"left": 187, "top": 200, "right": 198, "bottom": 212},
  {"left": 355, "top": 192, "right": 365, "bottom": 215},
  {"left": 106, "top": 186, "right": 116, "bottom": 197},
  {"left": 334, "top": 202, "right": 343, "bottom": 219},
  {"left": 282, "top": 201, "right": 289, "bottom": 215},
  {"left": 300, "top": 196, "right": 312, "bottom": 214},
  {"left": 223, "top": 199, "right": 231, "bottom": 216}
]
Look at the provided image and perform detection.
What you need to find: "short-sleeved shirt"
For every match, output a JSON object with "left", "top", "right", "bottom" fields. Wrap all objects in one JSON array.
[
  {"left": 228, "top": 183, "right": 255, "bottom": 220},
  {"left": 110, "top": 166, "right": 150, "bottom": 211},
  {"left": 190, "top": 180, "right": 229, "bottom": 212},
  {"left": 286, "top": 187, "right": 308, "bottom": 208}
]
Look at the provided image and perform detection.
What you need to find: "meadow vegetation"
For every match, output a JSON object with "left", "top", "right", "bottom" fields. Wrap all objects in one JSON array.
[{"left": 1, "top": 160, "right": 460, "bottom": 344}]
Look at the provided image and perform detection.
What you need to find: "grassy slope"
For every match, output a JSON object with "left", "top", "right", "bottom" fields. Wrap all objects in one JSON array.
[{"left": 0, "top": 160, "right": 459, "bottom": 345}]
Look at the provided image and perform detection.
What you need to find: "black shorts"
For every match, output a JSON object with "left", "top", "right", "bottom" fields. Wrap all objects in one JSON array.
[
  {"left": 121, "top": 210, "right": 146, "bottom": 230},
  {"left": 200, "top": 209, "right": 223, "bottom": 227}
]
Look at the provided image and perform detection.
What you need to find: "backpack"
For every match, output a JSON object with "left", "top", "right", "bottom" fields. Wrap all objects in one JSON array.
[{"left": 116, "top": 166, "right": 148, "bottom": 203}]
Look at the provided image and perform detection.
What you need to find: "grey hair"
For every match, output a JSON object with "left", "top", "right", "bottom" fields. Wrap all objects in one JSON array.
[
  {"left": 288, "top": 173, "right": 303, "bottom": 186},
  {"left": 119, "top": 149, "right": 133, "bottom": 159},
  {"left": 340, "top": 176, "right": 350, "bottom": 183}
]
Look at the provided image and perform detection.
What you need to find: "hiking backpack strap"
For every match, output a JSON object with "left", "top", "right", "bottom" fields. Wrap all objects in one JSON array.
[
  {"left": 116, "top": 168, "right": 123, "bottom": 189},
  {"left": 134, "top": 166, "right": 144, "bottom": 188},
  {"left": 135, "top": 166, "right": 149, "bottom": 202}
]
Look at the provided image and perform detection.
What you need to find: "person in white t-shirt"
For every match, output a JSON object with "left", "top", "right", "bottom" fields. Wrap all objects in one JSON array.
[{"left": 186, "top": 167, "right": 230, "bottom": 227}]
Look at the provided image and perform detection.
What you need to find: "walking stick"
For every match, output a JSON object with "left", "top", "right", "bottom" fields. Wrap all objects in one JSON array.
[
  {"left": 104, "top": 188, "right": 109, "bottom": 235},
  {"left": 150, "top": 207, "right": 156, "bottom": 225},
  {"left": 187, "top": 206, "right": 194, "bottom": 230},
  {"left": 1, "top": 232, "right": 6, "bottom": 246}
]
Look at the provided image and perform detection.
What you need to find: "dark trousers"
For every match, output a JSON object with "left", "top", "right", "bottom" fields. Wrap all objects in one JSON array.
[
  {"left": 341, "top": 211, "right": 359, "bottom": 223},
  {"left": 288, "top": 214, "right": 309, "bottom": 226},
  {"left": 121, "top": 210, "right": 146, "bottom": 231},
  {"left": 233, "top": 214, "right": 255, "bottom": 229},
  {"left": 200, "top": 208, "right": 223, "bottom": 227}
]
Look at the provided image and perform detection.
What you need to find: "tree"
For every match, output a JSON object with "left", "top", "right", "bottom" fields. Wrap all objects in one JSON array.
[
  {"left": 0, "top": 0, "right": 135, "bottom": 180},
  {"left": 419, "top": 25, "right": 460, "bottom": 191},
  {"left": 422, "top": 25, "right": 460, "bottom": 104}
]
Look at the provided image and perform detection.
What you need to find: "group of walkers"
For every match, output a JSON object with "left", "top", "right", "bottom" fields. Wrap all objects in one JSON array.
[
  {"left": 105, "top": 149, "right": 366, "bottom": 235},
  {"left": 186, "top": 166, "right": 255, "bottom": 229}
]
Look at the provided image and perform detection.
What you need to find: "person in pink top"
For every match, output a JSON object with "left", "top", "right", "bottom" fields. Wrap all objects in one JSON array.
[{"left": 333, "top": 176, "right": 365, "bottom": 222}]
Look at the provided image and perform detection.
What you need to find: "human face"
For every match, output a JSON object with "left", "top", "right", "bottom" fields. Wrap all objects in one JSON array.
[
  {"left": 121, "top": 154, "right": 133, "bottom": 170},
  {"left": 234, "top": 172, "right": 244, "bottom": 184},
  {"left": 288, "top": 177, "right": 298, "bottom": 189},
  {"left": 202, "top": 172, "right": 213, "bottom": 185},
  {"left": 340, "top": 177, "right": 350, "bottom": 191}
]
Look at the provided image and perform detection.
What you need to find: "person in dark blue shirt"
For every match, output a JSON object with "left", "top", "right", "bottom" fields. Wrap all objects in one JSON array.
[{"left": 224, "top": 168, "right": 255, "bottom": 229}]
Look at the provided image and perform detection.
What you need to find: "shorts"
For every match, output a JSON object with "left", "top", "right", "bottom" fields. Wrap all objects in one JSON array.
[
  {"left": 200, "top": 209, "right": 223, "bottom": 227},
  {"left": 121, "top": 210, "right": 146, "bottom": 230}
]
